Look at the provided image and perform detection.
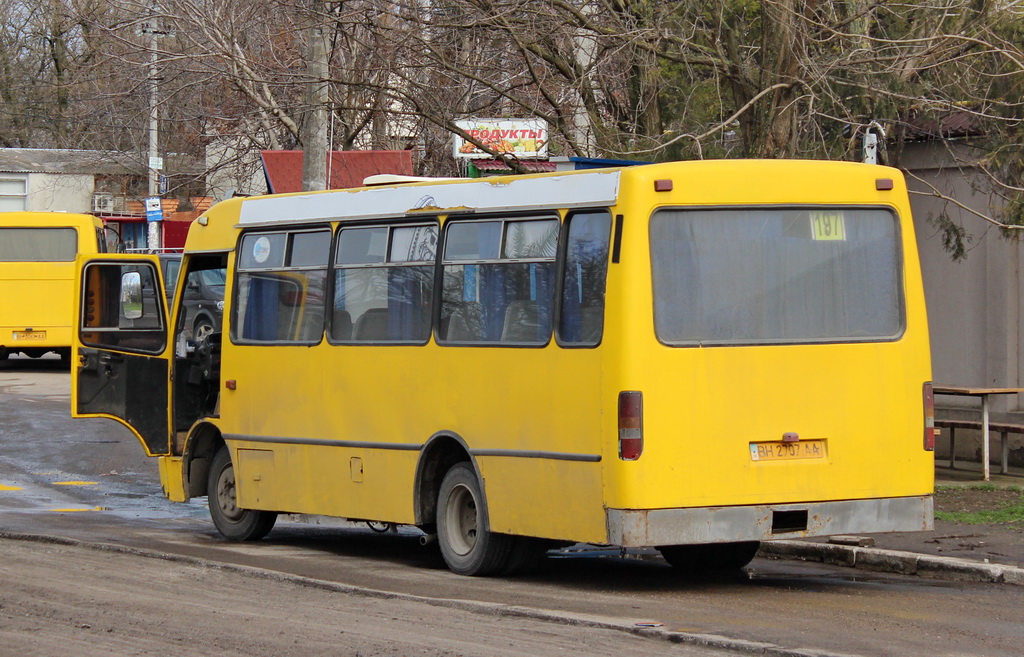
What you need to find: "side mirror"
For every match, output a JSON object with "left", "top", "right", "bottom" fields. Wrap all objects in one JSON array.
[{"left": 121, "top": 271, "right": 143, "bottom": 319}]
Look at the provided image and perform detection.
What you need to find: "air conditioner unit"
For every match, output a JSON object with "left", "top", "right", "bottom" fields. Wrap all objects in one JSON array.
[{"left": 92, "top": 193, "right": 115, "bottom": 213}]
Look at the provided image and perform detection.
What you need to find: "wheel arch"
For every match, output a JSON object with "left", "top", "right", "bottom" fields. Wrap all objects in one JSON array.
[
  {"left": 183, "top": 421, "right": 225, "bottom": 498},
  {"left": 414, "top": 431, "right": 478, "bottom": 528}
]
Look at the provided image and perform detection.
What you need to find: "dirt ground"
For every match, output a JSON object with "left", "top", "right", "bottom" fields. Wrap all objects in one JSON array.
[
  {"left": 863, "top": 486, "right": 1024, "bottom": 568},
  {"left": 0, "top": 539, "right": 744, "bottom": 657}
]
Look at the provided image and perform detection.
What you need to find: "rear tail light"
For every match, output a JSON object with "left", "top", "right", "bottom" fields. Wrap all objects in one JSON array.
[
  {"left": 923, "top": 382, "right": 935, "bottom": 451},
  {"left": 618, "top": 391, "right": 643, "bottom": 460}
]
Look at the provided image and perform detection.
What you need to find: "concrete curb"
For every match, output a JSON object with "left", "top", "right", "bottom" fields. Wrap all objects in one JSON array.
[{"left": 759, "top": 540, "right": 1024, "bottom": 585}]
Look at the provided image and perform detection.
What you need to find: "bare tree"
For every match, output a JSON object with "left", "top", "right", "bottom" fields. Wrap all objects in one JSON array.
[
  {"left": 10, "top": 0, "right": 1022, "bottom": 254},
  {"left": 380, "top": 0, "right": 1024, "bottom": 247}
]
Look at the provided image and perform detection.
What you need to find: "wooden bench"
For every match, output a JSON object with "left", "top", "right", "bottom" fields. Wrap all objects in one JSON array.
[{"left": 935, "top": 418, "right": 1024, "bottom": 474}]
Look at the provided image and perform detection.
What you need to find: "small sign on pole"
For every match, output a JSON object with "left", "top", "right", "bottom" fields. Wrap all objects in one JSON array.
[
  {"left": 148, "top": 156, "right": 164, "bottom": 170},
  {"left": 145, "top": 197, "right": 163, "bottom": 222}
]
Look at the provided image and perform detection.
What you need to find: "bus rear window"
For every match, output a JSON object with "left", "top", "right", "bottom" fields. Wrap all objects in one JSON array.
[
  {"left": 650, "top": 207, "right": 903, "bottom": 345},
  {"left": 0, "top": 227, "right": 77, "bottom": 261}
]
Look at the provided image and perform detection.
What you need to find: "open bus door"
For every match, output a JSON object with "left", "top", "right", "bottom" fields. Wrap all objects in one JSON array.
[{"left": 72, "top": 255, "right": 172, "bottom": 457}]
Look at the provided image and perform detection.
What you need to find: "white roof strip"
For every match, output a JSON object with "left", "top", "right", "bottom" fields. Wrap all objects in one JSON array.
[{"left": 239, "top": 170, "right": 621, "bottom": 225}]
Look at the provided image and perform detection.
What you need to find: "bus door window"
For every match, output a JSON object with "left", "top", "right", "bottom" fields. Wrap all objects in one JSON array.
[
  {"left": 80, "top": 262, "right": 165, "bottom": 354},
  {"left": 558, "top": 210, "right": 612, "bottom": 346},
  {"left": 232, "top": 229, "right": 330, "bottom": 344},
  {"left": 332, "top": 223, "right": 437, "bottom": 343},
  {"left": 440, "top": 217, "right": 558, "bottom": 345}
]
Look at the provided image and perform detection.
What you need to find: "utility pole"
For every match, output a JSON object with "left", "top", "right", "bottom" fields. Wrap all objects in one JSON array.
[
  {"left": 143, "top": 4, "right": 163, "bottom": 251},
  {"left": 301, "top": 0, "right": 329, "bottom": 191}
]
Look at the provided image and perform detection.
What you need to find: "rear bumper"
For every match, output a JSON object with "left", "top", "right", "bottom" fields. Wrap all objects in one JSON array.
[{"left": 606, "top": 495, "right": 933, "bottom": 547}]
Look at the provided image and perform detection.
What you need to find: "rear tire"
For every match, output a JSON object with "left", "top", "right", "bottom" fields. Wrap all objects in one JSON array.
[
  {"left": 658, "top": 541, "right": 760, "bottom": 572},
  {"left": 436, "top": 463, "right": 512, "bottom": 576},
  {"left": 207, "top": 447, "right": 277, "bottom": 541}
]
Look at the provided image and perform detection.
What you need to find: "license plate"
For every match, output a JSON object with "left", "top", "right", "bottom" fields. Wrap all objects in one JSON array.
[
  {"left": 12, "top": 330, "right": 46, "bottom": 342},
  {"left": 750, "top": 439, "right": 826, "bottom": 461}
]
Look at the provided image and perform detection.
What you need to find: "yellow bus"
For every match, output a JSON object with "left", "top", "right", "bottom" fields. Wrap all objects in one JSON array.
[
  {"left": 1, "top": 212, "right": 107, "bottom": 364},
  {"left": 71, "top": 160, "right": 935, "bottom": 576}
]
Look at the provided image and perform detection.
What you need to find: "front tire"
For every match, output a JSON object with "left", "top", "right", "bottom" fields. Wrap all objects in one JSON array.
[
  {"left": 658, "top": 541, "right": 760, "bottom": 572},
  {"left": 207, "top": 447, "right": 277, "bottom": 541},
  {"left": 436, "top": 463, "right": 512, "bottom": 576}
]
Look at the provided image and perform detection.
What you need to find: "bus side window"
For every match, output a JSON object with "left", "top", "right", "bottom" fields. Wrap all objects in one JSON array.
[
  {"left": 558, "top": 211, "right": 612, "bottom": 346},
  {"left": 332, "top": 223, "right": 436, "bottom": 344},
  {"left": 440, "top": 218, "right": 557, "bottom": 345},
  {"left": 232, "top": 229, "right": 330, "bottom": 344}
]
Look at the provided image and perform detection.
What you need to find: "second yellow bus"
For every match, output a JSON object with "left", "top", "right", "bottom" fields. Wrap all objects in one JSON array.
[
  {"left": 71, "top": 160, "right": 935, "bottom": 576},
  {"left": 1, "top": 211, "right": 107, "bottom": 364}
]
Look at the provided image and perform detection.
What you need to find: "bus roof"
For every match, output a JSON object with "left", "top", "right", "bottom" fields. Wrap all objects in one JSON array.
[
  {"left": 236, "top": 169, "right": 623, "bottom": 227},
  {"left": 0, "top": 211, "right": 103, "bottom": 229},
  {"left": 186, "top": 159, "right": 906, "bottom": 251}
]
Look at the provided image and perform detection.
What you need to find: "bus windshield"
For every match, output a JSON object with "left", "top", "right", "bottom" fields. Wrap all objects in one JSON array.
[{"left": 650, "top": 207, "right": 903, "bottom": 345}]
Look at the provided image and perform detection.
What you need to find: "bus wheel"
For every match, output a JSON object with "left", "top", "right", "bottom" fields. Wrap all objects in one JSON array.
[
  {"left": 207, "top": 447, "right": 277, "bottom": 541},
  {"left": 658, "top": 541, "right": 760, "bottom": 571},
  {"left": 436, "top": 463, "right": 511, "bottom": 576}
]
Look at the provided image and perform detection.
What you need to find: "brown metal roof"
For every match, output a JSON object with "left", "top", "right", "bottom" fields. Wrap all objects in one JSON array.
[
  {"left": 900, "top": 109, "right": 986, "bottom": 140},
  {"left": 0, "top": 147, "right": 202, "bottom": 176},
  {"left": 471, "top": 159, "right": 556, "bottom": 173},
  {"left": 261, "top": 150, "right": 414, "bottom": 193}
]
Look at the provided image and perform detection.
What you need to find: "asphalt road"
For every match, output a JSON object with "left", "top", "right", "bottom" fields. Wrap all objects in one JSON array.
[{"left": 2, "top": 356, "right": 1023, "bottom": 657}]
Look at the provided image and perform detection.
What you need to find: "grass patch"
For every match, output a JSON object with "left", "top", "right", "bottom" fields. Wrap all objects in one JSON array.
[
  {"left": 935, "top": 483, "right": 1023, "bottom": 493},
  {"left": 935, "top": 508, "right": 1024, "bottom": 524},
  {"left": 934, "top": 484, "right": 1024, "bottom": 524}
]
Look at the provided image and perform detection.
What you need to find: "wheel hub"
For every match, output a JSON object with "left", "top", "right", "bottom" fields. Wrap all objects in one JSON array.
[
  {"left": 445, "top": 484, "right": 478, "bottom": 556},
  {"left": 216, "top": 466, "right": 243, "bottom": 521}
]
